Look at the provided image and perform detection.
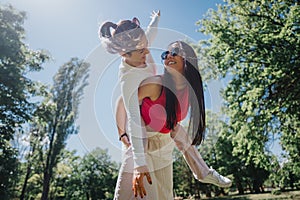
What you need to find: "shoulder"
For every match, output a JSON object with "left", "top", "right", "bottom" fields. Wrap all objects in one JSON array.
[
  {"left": 140, "top": 75, "right": 162, "bottom": 86},
  {"left": 138, "top": 75, "right": 162, "bottom": 101}
]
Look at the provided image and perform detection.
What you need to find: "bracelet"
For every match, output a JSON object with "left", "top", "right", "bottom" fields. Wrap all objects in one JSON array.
[{"left": 119, "top": 132, "right": 128, "bottom": 141}]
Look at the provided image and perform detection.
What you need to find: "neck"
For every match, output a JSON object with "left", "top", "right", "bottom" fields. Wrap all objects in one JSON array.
[
  {"left": 124, "top": 58, "right": 146, "bottom": 68},
  {"left": 173, "top": 74, "right": 187, "bottom": 90}
]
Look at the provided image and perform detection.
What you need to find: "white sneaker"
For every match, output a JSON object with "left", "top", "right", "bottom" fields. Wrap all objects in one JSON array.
[{"left": 200, "top": 168, "right": 232, "bottom": 188}]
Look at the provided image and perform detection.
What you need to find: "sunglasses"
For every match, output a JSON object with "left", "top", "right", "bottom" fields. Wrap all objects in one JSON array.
[{"left": 161, "top": 47, "right": 180, "bottom": 60}]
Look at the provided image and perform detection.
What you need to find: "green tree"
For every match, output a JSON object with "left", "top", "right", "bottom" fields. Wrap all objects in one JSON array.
[
  {"left": 198, "top": 0, "right": 300, "bottom": 192},
  {"left": 19, "top": 127, "right": 42, "bottom": 200},
  {"left": 280, "top": 118, "right": 300, "bottom": 189},
  {"left": 0, "top": 4, "right": 49, "bottom": 198},
  {"left": 58, "top": 150, "right": 83, "bottom": 200},
  {"left": 173, "top": 149, "right": 196, "bottom": 198},
  {"left": 40, "top": 57, "right": 90, "bottom": 200},
  {"left": 48, "top": 150, "right": 81, "bottom": 199},
  {"left": 79, "top": 147, "right": 119, "bottom": 200},
  {"left": 12, "top": 97, "right": 57, "bottom": 199},
  {"left": 199, "top": 111, "right": 231, "bottom": 197},
  {"left": 16, "top": 122, "right": 48, "bottom": 200}
]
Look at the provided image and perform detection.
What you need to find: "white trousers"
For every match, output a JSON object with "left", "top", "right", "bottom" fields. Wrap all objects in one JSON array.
[
  {"left": 114, "top": 127, "right": 210, "bottom": 200},
  {"left": 114, "top": 132, "right": 175, "bottom": 200}
]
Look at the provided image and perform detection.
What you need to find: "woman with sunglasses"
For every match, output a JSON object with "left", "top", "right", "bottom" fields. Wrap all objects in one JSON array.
[
  {"left": 134, "top": 41, "right": 232, "bottom": 199},
  {"left": 99, "top": 15, "right": 231, "bottom": 199}
]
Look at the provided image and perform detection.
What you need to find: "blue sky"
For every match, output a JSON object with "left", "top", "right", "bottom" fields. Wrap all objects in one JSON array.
[{"left": 1, "top": 0, "right": 282, "bottom": 162}]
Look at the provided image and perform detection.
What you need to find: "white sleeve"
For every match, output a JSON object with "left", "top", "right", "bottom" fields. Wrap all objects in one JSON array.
[
  {"left": 145, "top": 11, "right": 160, "bottom": 46},
  {"left": 120, "top": 72, "right": 147, "bottom": 169},
  {"left": 145, "top": 12, "right": 160, "bottom": 76}
]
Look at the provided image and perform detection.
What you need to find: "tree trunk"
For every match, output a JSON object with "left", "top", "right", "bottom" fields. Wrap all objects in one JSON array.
[
  {"left": 20, "top": 163, "right": 31, "bottom": 200},
  {"left": 205, "top": 186, "right": 211, "bottom": 198},
  {"left": 20, "top": 142, "right": 37, "bottom": 200},
  {"left": 86, "top": 191, "right": 90, "bottom": 200},
  {"left": 236, "top": 179, "right": 244, "bottom": 195},
  {"left": 253, "top": 179, "right": 260, "bottom": 194},
  {"left": 41, "top": 171, "right": 51, "bottom": 200},
  {"left": 41, "top": 123, "right": 56, "bottom": 200},
  {"left": 289, "top": 173, "right": 295, "bottom": 189}
]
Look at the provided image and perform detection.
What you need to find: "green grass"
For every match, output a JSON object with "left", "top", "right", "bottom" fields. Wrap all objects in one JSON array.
[{"left": 200, "top": 190, "right": 300, "bottom": 200}]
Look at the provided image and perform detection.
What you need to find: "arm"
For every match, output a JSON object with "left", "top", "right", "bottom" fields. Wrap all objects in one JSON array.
[
  {"left": 117, "top": 76, "right": 161, "bottom": 150},
  {"left": 171, "top": 124, "right": 210, "bottom": 180},
  {"left": 120, "top": 73, "right": 152, "bottom": 198},
  {"left": 115, "top": 96, "right": 130, "bottom": 147},
  {"left": 115, "top": 75, "right": 161, "bottom": 148},
  {"left": 145, "top": 10, "right": 160, "bottom": 46},
  {"left": 145, "top": 10, "right": 160, "bottom": 75},
  {"left": 120, "top": 72, "right": 148, "bottom": 169}
]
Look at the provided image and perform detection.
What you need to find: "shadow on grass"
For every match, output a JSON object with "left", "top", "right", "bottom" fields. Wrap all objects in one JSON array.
[{"left": 207, "top": 196, "right": 249, "bottom": 200}]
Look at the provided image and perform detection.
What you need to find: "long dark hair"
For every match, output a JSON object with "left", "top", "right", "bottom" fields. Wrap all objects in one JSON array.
[{"left": 163, "top": 41, "right": 205, "bottom": 145}]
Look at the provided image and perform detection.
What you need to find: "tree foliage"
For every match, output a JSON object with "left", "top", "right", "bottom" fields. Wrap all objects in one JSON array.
[
  {"left": 3, "top": 1, "right": 300, "bottom": 199},
  {"left": 15, "top": 147, "right": 119, "bottom": 200},
  {"left": 198, "top": 0, "right": 300, "bottom": 192},
  {"left": 173, "top": 149, "right": 197, "bottom": 198},
  {"left": 79, "top": 148, "right": 119, "bottom": 200},
  {"left": 40, "top": 57, "right": 90, "bottom": 199},
  {"left": 0, "top": 4, "right": 49, "bottom": 198}
]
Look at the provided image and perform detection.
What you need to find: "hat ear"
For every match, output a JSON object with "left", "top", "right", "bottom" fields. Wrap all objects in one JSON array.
[{"left": 132, "top": 17, "right": 140, "bottom": 26}]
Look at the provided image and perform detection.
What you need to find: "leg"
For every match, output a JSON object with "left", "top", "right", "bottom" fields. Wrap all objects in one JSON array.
[
  {"left": 114, "top": 122, "right": 156, "bottom": 199},
  {"left": 171, "top": 124, "right": 210, "bottom": 179},
  {"left": 114, "top": 146, "right": 155, "bottom": 200},
  {"left": 171, "top": 125, "right": 232, "bottom": 188},
  {"left": 113, "top": 147, "right": 135, "bottom": 200},
  {"left": 147, "top": 132, "right": 175, "bottom": 200}
]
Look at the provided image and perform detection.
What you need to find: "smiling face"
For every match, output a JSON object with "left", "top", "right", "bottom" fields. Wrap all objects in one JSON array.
[
  {"left": 123, "top": 35, "right": 149, "bottom": 67},
  {"left": 162, "top": 44, "right": 185, "bottom": 74}
]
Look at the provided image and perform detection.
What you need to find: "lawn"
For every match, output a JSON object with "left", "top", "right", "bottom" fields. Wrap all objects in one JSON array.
[
  {"left": 174, "top": 190, "right": 300, "bottom": 200},
  {"left": 201, "top": 190, "right": 300, "bottom": 200}
]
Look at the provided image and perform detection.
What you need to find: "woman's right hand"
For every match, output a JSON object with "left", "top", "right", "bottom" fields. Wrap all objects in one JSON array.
[
  {"left": 132, "top": 166, "right": 152, "bottom": 198},
  {"left": 120, "top": 133, "right": 131, "bottom": 148}
]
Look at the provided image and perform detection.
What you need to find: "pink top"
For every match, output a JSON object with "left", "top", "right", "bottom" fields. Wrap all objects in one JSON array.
[{"left": 140, "top": 85, "right": 189, "bottom": 133}]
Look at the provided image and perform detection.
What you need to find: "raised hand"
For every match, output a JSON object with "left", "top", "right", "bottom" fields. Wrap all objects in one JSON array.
[{"left": 150, "top": 10, "right": 160, "bottom": 19}]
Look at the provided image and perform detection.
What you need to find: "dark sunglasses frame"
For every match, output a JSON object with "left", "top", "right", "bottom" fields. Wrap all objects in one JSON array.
[{"left": 161, "top": 47, "right": 180, "bottom": 60}]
